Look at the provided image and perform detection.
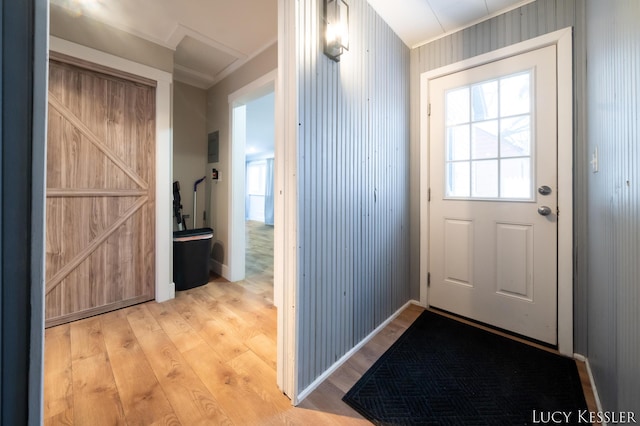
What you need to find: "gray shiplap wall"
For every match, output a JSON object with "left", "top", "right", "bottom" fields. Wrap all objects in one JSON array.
[
  {"left": 296, "top": 0, "right": 410, "bottom": 393},
  {"left": 409, "top": 0, "right": 589, "bottom": 354},
  {"left": 585, "top": 0, "right": 640, "bottom": 414}
]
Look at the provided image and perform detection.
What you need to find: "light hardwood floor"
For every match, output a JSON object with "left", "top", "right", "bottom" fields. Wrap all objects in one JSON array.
[{"left": 44, "top": 221, "right": 598, "bottom": 425}]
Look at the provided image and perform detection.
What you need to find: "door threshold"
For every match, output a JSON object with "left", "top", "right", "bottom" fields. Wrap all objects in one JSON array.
[{"left": 427, "top": 307, "right": 560, "bottom": 355}]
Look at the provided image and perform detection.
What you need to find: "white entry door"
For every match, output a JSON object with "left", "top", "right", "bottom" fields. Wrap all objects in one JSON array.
[{"left": 429, "top": 45, "right": 558, "bottom": 345}]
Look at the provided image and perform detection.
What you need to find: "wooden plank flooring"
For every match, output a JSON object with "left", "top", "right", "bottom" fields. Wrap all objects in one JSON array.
[
  {"left": 43, "top": 277, "right": 378, "bottom": 425},
  {"left": 44, "top": 220, "right": 598, "bottom": 425}
]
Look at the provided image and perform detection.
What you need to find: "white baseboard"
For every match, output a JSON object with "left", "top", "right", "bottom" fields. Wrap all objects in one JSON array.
[
  {"left": 209, "top": 258, "right": 230, "bottom": 281},
  {"left": 296, "top": 299, "right": 421, "bottom": 404},
  {"left": 574, "top": 353, "right": 607, "bottom": 424},
  {"left": 155, "top": 281, "right": 175, "bottom": 302},
  {"left": 584, "top": 356, "right": 605, "bottom": 415}
]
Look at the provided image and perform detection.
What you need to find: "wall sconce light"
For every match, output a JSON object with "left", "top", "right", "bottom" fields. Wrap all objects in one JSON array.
[{"left": 324, "top": 0, "right": 349, "bottom": 62}]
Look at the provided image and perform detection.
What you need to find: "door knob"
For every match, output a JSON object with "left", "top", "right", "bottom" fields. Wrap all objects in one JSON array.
[
  {"left": 538, "top": 206, "right": 552, "bottom": 216},
  {"left": 538, "top": 185, "right": 552, "bottom": 195}
]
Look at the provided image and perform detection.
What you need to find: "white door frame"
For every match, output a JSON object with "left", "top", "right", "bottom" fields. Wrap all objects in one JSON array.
[
  {"left": 49, "top": 36, "right": 175, "bottom": 303},
  {"left": 227, "top": 69, "right": 302, "bottom": 400},
  {"left": 419, "top": 28, "right": 574, "bottom": 356},
  {"left": 277, "top": 0, "right": 299, "bottom": 402},
  {"left": 227, "top": 70, "right": 277, "bottom": 283}
]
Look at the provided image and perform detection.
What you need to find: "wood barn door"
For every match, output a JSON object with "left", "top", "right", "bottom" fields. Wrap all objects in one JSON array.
[{"left": 45, "top": 55, "right": 156, "bottom": 327}]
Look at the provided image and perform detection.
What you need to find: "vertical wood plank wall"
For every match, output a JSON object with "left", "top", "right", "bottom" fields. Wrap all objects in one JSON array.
[
  {"left": 296, "top": 0, "right": 410, "bottom": 392},
  {"left": 409, "top": 0, "right": 589, "bottom": 353},
  {"left": 585, "top": 0, "right": 640, "bottom": 414}
]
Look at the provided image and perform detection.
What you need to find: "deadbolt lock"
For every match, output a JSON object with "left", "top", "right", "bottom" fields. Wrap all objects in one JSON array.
[{"left": 538, "top": 185, "right": 552, "bottom": 195}]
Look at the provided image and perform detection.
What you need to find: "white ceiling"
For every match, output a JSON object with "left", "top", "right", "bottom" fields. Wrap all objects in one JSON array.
[
  {"left": 51, "top": 0, "right": 278, "bottom": 88},
  {"left": 367, "top": 0, "right": 535, "bottom": 47},
  {"left": 52, "top": 0, "right": 532, "bottom": 88}
]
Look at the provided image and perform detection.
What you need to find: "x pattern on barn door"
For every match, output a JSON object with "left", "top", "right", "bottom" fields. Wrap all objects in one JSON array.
[{"left": 45, "top": 57, "right": 156, "bottom": 327}]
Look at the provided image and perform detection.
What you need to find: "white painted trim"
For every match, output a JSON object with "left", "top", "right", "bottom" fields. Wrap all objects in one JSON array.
[
  {"left": 419, "top": 28, "right": 572, "bottom": 80},
  {"left": 49, "top": 36, "right": 175, "bottom": 303},
  {"left": 228, "top": 104, "right": 247, "bottom": 283},
  {"left": 167, "top": 25, "right": 264, "bottom": 88},
  {"left": 572, "top": 353, "right": 586, "bottom": 362},
  {"left": 419, "top": 73, "right": 431, "bottom": 308},
  {"left": 296, "top": 300, "right": 421, "bottom": 403},
  {"left": 212, "top": 40, "right": 279, "bottom": 88},
  {"left": 555, "top": 29, "right": 574, "bottom": 357},
  {"left": 584, "top": 357, "right": 605, "bottom": 418},
  {"left": 277, "top": 0, "right": 299, "bottom": 404},
  {"left": 576, "top": 353, "right": 606, "bottom": 422},
  {"left": 209, "top": 258, "right": 230, "bottom": 280},
  {"left": 154, "top": 76, "right": 175, "bottom": 303},
  {"left": 49, "top": 37, "right": 172, "bottom": 83},
  {"left": 167, "top": 24, "right": 247, "bottom": 57},
  {"left": 173, "top": 64, "right": 215, "bottom": 89},
  {"left": 228, "top": 70, "right": 278, "bottom": 104},
  {"left": 418, "top": 28, "right": 574, "bottom": 355},
  {"left": 226, "top": 65, "right": 294, "bottom": 400},
  {"left": 167, "top": 29, "right": 277, "bottom": 89}
]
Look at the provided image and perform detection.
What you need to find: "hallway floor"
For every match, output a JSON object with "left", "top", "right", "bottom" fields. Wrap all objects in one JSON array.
[
  {"left": 43, "top": 276, "right": 417, "bottom": 424},
  {"left": 43, "top": 220, "right": 598, "bottom": 425}
]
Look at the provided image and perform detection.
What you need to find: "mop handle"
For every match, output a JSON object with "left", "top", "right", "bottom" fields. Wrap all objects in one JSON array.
[
  {"left": 193, "top": 176, "right": 206, "bottom": 192},
  {"left": 193, "top": 176, "right": 206, "bottom": 229}
]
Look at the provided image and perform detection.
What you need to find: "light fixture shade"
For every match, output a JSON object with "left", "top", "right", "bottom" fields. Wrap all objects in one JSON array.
[{"left": 324, "top": 0, "right": 349, "bottom": 61}]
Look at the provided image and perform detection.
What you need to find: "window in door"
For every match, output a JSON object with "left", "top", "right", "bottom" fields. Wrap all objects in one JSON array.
[{"left": 445, "top": 70, "right": 533, "bottom": 200}]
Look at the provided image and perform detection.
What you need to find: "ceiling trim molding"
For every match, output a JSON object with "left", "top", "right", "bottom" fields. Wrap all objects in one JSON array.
[
  {"left": 174, "top": 63, "right": 216, "bottom": 81},
  {"left": 173, "top": 63, "right": 215, "bottom": 89},
  {"left": 172, "top": 38, "right": 277, "bottom": 90},
  {"left": 209, "top": 39, "right": 278, "bottom": 88},
  {"left": 52, "top": 2, "right": 176, "bottom": 50},
  {"left": 167, "top": 24, "right": 248, "bottom": 58}
]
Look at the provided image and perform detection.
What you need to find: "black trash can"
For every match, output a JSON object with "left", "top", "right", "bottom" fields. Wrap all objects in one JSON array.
[{"left": 173, "top": 227, "right": 213, "bottom": 291}]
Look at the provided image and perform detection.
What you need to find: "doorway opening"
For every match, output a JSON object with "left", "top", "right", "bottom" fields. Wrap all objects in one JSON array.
[
  {"left": 227, "top": 72, "right": 276, "bottom": 284},
  {"left": 242, "top": 90, "right": 276, "bottom": 301},
  {"left": 225, "top": 70, "right": 281, "bottom": 389}
]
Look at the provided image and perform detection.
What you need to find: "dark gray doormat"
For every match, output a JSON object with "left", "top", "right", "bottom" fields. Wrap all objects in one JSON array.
[{"left": 343, "top": 310, "right": 588, "bottom": 425}]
